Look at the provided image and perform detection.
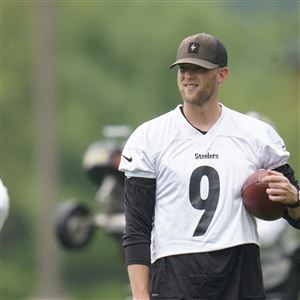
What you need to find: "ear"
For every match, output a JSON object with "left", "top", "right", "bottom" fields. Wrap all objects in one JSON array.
[{"left": 217, "top": 67, "right": 229, "bottom": 84}]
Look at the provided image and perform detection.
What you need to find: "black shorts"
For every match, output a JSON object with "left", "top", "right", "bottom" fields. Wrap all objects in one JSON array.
[{"left": 150, "top": 244, "right": 266, "bottom": 300}]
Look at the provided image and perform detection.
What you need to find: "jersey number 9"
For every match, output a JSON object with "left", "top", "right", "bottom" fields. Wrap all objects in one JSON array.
[{"left": 189, "top": 166, "right": 220, "bottom": 236}]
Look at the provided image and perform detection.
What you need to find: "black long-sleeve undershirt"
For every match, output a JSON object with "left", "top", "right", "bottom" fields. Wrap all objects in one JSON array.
[{"left": 123, "top": 177, "right": 156, "bottom": 266}]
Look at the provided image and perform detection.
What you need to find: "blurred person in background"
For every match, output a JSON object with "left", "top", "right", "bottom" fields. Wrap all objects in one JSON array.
[
  {"left": 257, "top": 218, "right": 300, "bottom": 300},
  {"left": 0, "top": 179, "right": 10, "bottom": 230},
  {"left": 119, "top": 32, "right": 300, "bottom": 300}
]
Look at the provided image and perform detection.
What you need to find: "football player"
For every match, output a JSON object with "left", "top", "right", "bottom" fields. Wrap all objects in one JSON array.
[{"left": 119, "top": 33, "right": 300, "bottom": 300}]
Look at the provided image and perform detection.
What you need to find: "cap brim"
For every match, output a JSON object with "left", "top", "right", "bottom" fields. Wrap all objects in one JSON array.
[{"left": 169, "top": 58, "right": 219, "bottom": 69}]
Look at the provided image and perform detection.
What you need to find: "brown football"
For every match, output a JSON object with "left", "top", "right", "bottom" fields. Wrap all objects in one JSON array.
[{"left": 242, "top": 169, "right": 285, "bottom": 221}]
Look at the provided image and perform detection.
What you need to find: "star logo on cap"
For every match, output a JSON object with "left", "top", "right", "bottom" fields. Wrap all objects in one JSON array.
[{"left": 188, "top": 42, "right": 200, "bottom": 53}]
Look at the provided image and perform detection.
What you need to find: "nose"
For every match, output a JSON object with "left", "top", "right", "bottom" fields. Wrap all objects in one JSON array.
[{"left": 185, "top": 70, "right": 197, "bottom": 79}]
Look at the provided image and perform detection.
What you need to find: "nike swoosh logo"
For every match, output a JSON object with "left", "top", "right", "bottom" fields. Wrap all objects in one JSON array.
[{"left": 122, "top": 155, "right": 132, "bottom": 162}]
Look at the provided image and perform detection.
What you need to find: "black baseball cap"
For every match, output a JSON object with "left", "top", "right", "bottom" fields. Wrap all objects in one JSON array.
[{"left": 169, "top": 33, "right": 228, "bottom": 69}]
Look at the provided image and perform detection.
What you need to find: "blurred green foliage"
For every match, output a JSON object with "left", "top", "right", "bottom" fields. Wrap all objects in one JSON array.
[{"left": 1, "top": 1, "right": 299, "bottom": 299}]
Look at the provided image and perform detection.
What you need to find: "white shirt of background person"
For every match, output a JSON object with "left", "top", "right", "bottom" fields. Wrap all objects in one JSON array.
[
  {"left": 0, "top": 179, "right": 9, "bottom": 230},
  {"left": 257, "top": 218, "right": 299, "bottom": 290}
]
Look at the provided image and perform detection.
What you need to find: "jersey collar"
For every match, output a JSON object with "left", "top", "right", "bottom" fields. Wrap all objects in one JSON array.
[{"left": 173, "top": 104, "right": 226, "bottom": 141}]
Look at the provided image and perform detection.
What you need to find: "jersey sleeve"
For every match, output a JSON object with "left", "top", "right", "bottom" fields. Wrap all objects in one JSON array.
[
  {"left": 119, "top": 125, "right": 156, "bottom": 178},
  {"left": 259, "top": 126, "right": 290, "bottom": 170}
]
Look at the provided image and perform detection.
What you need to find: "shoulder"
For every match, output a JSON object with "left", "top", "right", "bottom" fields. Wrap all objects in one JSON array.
[
  {"left": 119, "top": 108, "right": 179, "bottom": 177},
  {"left": 225, "top": 106, "right": 270, "bottom": 130},
  {"left": 223, "top": 106, "right": 283, "bottom": 143},
  {"left": 126, "top": 107, "right": 179, "bottom": 149}
]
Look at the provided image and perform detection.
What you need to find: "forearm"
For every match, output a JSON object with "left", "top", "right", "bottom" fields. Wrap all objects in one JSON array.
[
  {"left": 285, "top": 184, "right": 300, "bottom": 222},
  {"left": 128, "top": 264, "right": 150, "bottom": 300},
  {"left": 287, "top": 206, "right": 300, "bottom": 221},
  {"left": 274, "top": 164, "right": 300, "bottom": 225},
  {"left": 285, "top": 182, "right": 300, "bottom": 221}
]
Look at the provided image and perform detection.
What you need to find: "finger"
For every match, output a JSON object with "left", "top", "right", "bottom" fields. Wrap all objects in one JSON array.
[
  {"left": 268, "top": 194, "right": 286, "bottom": 203},
  {"left": 265, "top": 169, "right": 282, "bottom": 176},
  {"left": 266, "top": 187, "right": 284, "bottom": 195},
  {"left": 267, "top": 182, "right": 287, "bottom": 189},
  {"left": 266, "top": 188, "right": 286, "bottom": 199},
  {"left": 262, "top": 174, "right": 287, "bottom": 183}
]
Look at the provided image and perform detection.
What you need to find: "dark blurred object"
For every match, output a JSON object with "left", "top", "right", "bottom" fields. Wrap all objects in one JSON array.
[
  {"left": 55, "top": 200, "right": 95, "bottom": 249},
  {"left": 55, "top": 125, "right": 131, "bottom": 250}
]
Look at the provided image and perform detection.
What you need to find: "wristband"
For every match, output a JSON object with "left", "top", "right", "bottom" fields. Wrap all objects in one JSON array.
[{"left": 287, "top": 190, "right": 300, "bottom": 208}]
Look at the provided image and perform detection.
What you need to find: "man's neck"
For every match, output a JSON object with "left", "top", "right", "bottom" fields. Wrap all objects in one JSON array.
[{"left": 182, "top": 100, "right": 222, "bottom": 132}]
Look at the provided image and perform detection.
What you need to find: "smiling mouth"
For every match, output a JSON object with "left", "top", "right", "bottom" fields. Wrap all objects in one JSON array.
[{"left": 184, "top": 84, "right": 199, "bottom": 91}]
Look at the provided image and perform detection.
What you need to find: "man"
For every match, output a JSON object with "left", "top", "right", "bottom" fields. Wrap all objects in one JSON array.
[{"left": 119, "top": 33, "right": 300, "bottom": 300}]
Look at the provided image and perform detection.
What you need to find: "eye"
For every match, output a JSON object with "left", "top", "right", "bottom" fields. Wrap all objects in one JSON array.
[
  {"left": 195, "top": 66, "right": 209, "bottom": 73},
  {"left": 179, "top": 66, "right": 187, "bottom": 73}
]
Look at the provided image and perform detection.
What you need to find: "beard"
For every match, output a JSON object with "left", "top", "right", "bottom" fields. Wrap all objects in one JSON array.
[{"left": 180, "top": 80, "right": 217, "bottom": 106}]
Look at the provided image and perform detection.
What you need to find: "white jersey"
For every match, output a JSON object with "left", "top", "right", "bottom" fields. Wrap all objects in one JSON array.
[{"left": 119, "top": 104, "right": 289, "bottom": 263}]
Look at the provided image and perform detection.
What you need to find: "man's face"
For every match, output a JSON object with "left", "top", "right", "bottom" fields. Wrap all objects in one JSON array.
[{"left": 177, "top": 63, "right": 220, "bottom": 105}]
